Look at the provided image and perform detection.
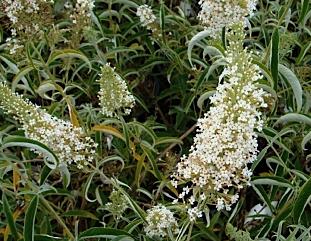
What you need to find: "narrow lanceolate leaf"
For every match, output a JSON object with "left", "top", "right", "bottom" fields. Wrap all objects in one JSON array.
[
  {"left": 298, "top": 0, "right": 310, "bottom": 24},
  {"left": 278, "top": 64, "right": 303, "bottom": 112},
  {"left": 2, "top": 194, "right": 19, "bottom": 240},
  {"left": 34, "top": 234, "right": 63, "bottom": 241},
  {"left": 78, "top": 228, "right": 135, "bottom": 240},
  {"left": 13, "top": 163, "right": 20, "bottom": 192},
  {"left": 293, "top": 177, "right": 311, "bottom": 223},
  {"left": 47, "top": 49, "right": 92, "bottom": 71},
  {"left": 275, "top": 113, "right": 311, "bottom": 126},
  {"left": 92, "top": 125, "right": 125, "bottom": 141},
  {"left": 62, "top": 210, "right": 98, "bottom": 220},
  {"left": 252, "top": 176, "right": 294, "bottom": 189},
  {"left": 1, "top": 136, "right": 59, "bottom": 169},
  {"left": 187, "top": 30, "right": 210, "bottom": 66},
  {"left": 154, "top": 137, "right": 183, "bottom": 146},
  {"left": 270, "top": 29, "right": 279, "bottom": 87},
  {"left": 197, "top": 91, "right": 216, "bottom": 110},
  {"left": 159, "top": 2, "right": 165, "bottom": 32},
  {"left": 301, "top": 130, "right": 311, "bottom": 150},
  {"left": 24, "top": 195, "right": 39, "bottom": 241},
  {"left": 59, "top": 164, "right": 71, "bottom": 188},
  {"left": 67, "top": 102, "right": 80, "bottom": 127}
]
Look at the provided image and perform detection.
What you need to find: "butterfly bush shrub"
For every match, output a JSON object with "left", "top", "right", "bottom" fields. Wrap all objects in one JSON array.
[{"left": 0, "top": 0, "right": 310, "bottom": 240}]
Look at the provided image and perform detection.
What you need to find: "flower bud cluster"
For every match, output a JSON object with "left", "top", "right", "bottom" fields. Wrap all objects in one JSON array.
[
  {"left": 97, "top": 64, "right": 135, "bottom": 118},
  {"left": 0, "top": 83, "right": 97, "bottom": 169},
  {"left": 198, "top": 0, "right": 257, "bottom": 38},
  {"left": 172, "top": 23, "right": 269, "bottom": 220},
  {"left": 1, "top": 0, "right": 54, "bottom": 54},
  {"left": 144, "top": 204, "right": 179, "bottom": 238},
  {"left": 104, "top": 189, "right": 128, "bottom": 218}
]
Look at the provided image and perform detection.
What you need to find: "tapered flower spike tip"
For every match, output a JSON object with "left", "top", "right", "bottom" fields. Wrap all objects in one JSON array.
[{"left": 97, "top": 63, "right": 135, "bottom": 118}]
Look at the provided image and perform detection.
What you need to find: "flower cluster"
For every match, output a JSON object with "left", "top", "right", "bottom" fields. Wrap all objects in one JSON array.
[
  {"left": 144, "top": 204, "right": 179, "bottom": 238},
  {"left": 136, "top": 5, "right": 157, "bottom": 30},
  {"left": 62, "top": 0, "right": 95, "bottom": 47},
  {"left": 105, "top": 190, "right": 128, "bottom": 218},
  {"left": 172, "top": 23, "right": 269, "bottom": 219},
  {"left": 69, "top": 0, "right": 94, "bottom": 26},
  {"left": 198, "top": 0, "right": 257, "bottom": 38},
  {"left": 1, "top": 0, "right": 54, "bottom": 54},
  {"left": 97, "top": 64, "right": 135, "bottom": 118},
  {"left": 0, "top": 83, "right": 97, "bottom": 169}
]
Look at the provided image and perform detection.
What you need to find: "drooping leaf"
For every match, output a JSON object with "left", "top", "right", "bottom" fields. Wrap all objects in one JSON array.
[
  {"left": 293, "top": 177, "right": 311, "bottom": 223},
  {"left": 24, "top": 195, "right": 39, "bottom": 241},
  {"left": 2, "top": 136, "right": 59, "bottom": 169}
]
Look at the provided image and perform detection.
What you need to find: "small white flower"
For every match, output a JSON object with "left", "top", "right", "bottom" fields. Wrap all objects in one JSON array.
[
  {"left": 97, "top": 63, "right": 135, "bottom": 118},
  {"left": 136, "top": 4, "right": 156, "bottom": 30},
  {"left": 172, "top": 23, "right": 269, "bottom": 214},
  {"left": 197, "top": 0, "right": 257, "bottom": 38},
  {"left": 0, "top": 83, "right": 97, "bottom": 169},
  {"left": 187, "top": 207, "right": 202, "bottom": 222}
]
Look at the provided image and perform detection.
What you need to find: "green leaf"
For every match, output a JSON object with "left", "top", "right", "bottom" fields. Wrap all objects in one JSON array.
[
  {"left": 0, "top": 55, "right": 33, "bottom": 93},
  {"left": 159, "top": 1, "right": 165, "bottom": 32},
  {"left": 62, "top": 210, "right": 98, "bottom": 220},
  {"left": 40, "top": 166, "right": 52, "bottom": 185},
  {"left": 47, "top": 49, "right": 92, "bottom": 71},
  {"left": 270, "top": 29, "right": 279, "bottom": 86},
  {"left": 252, "top": 176, "right": 294, "bottom": 189},
  {"left": 24, "top": 195, "right": 39, "bottom": 241},
  {"left": 141, "top": 144, "right": 162, "bottom": 181},
  {"left": 78, "top": 228, "right": 135, "bottom": 240},
  {"left": 302, "top": 130, "right": 311, "bottom": 150},
  {"left": 2, "top": 193, "right": 19, "bottom": 240},
  {"left": 187, "top": 30, "right": 210, "bottom": 66},
  {"left": 1, "top": 136, "right": 59, "bottom": 169},
  {"left": 197, "top": 91, "right": 216, "bottom": 110},
  {"left": 34, "top": 234, "right": 63, "bottom": 241},
  {"left": 84, "top": 172, "right": 97, "bottom": 202},
  {"left": 36, "top": 82, "right": 57, "bottom": 101},
  {"left": 296, "top": 41, "right": 311, "bottom": 65},
  {"left": 154, "top": 137, "right": 182, "bottom": 146},
  {"left": 298, "top": 0, "right": 310, "bottom": 24},
  {"left": 275, "top": 113, "right": 311, "bottom": 126},
  {"left": 293, "top": 177, "right": 311, "bottom": 223},
  {"left": 12, "top": 66, "right": 35, "bottom": 93},
  {"left": 278, "top": 64, "right": 303, "bottom": 112},
  {"left": 59, "top": 164, "right": 70, "bottom": 188}
]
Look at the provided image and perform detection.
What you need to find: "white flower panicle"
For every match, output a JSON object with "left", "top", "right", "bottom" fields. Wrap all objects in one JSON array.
[
  {"left": 198, "top": 0, "right": 257, "bottom": 38},
  {"left": 144, "top": 204, "right": 179, "bottom": 238},
  {"left": 97, "top": 63, "right": 135, "bottom": 118},
  {"left": 0, "top": 83, "right": 97, "bottom": 169},
  {"left": 70, "top": 0, "right": 95, "bottom": 25},
  {"left": 136, "top": 4, "right": 157, "bottom": 30},
  {"left": 1, "top": 0, "right": 54, "bottom": 54},
  {"left": 172, "top": 24, "right": 269, "bottom": 218}
]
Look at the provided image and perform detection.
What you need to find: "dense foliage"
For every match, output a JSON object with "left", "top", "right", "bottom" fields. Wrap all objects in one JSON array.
[{"left": 0, "top": 0, "right": 310, "bottom": 240}]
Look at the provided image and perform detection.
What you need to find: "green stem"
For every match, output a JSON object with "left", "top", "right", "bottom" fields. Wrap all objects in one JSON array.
[
  {"left": 186, "top": 222, "right": 194, "bottom": 241},
  {"left": 39, "top": 196, "right": 75, "bottom": 240}
]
